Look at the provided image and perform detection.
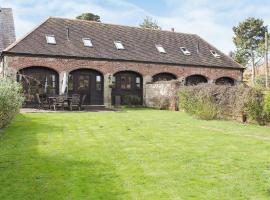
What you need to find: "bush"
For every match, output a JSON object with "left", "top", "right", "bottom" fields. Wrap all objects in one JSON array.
[
  {"left": 179, "top": 84, "right": 266, "bottom": 124},
  {"left": 122, "top": 95, "right": 141, "bottom": 106},
  {"left": 264, "top": 92, "right": 270, "bottom": 120},
  {"left": 0, "top": 77, "right": 24, "bottom": 128}
]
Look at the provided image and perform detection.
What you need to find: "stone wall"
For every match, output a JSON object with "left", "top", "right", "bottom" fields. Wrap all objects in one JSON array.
[{"left": 145, "top": 81, "right": 181, "bottom": 110}]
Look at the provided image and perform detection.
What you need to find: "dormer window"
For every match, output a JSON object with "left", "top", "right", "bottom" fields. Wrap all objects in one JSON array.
[
  {"left": 156, "top": 44, "right": 166, "bottom": 53},
  {"left": 82, "top": 38, "right": 93, "bottom": 47},
  {"left": 114, "top": 41, "right": 125, "bottom": 50},
  {"left": 180, "top": 47, "right": 191, "bottom": 55},
  {"left": 210, "top": 50, "right": 221, "bottom": 58},
  {"left": 46, "top": 35, "right": 56, "bottom": 44}
]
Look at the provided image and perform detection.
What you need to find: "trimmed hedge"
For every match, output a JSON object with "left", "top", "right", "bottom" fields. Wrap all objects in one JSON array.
[
  {"left": 0, "top": 77, "right": 24, "bottom": 129},
  {"left": 179, "top": 84, "right": 267, "bottom": 124}
]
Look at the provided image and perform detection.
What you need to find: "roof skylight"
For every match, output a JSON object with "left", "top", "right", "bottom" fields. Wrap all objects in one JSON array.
[
  {"left": 46, "top": 35, "right": 56, "bottom": 44},
  {"left": 114, "top": 41, "right": 125, "bottom": 50},
  {"left": 210, "top": 50, "right": 221, "bottom": 58},
  {"left": 82, "top": 38, "right": 93, "bottom": 47},
  {"left": 180, "top": 47, "right": 191, "bottom": 55},
  {"left": 156, "top": 44, "right": 166, "bottom": 53}
]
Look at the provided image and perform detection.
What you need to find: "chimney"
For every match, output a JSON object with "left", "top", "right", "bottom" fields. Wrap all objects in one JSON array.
[
  {"left": 66, "top": 27, "right": 70, "bottom": 40},
  {"left": 171, "top": 27, "right": 175, "bottom": 32},
  {"left": 0, "top": 8, "right": 16, "bottom": 52}
]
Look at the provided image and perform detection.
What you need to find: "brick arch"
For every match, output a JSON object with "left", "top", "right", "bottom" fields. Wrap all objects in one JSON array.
[
  {"left": 17, "top": 65, "right": 60, "bottom": 74},
  {"left": 152, "top": 72, "right": 178, "bottom": 82},
  {"left": 185, "top": 74, "right": 209, "bottom": 86},
  {"left": 68, "top": 67, "right": 104, "bottom": 75},
  {"left": 215, "top": 76, "right": 235, "bottom": 86}
]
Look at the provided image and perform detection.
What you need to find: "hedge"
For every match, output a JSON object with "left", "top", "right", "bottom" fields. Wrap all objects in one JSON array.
[{"left": 179, "top": 84, "right": 267, "bottom": 124}]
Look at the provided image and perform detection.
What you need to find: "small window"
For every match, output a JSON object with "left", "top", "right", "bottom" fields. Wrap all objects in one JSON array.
[
  {"left": 120, "top": 76, "right": 131, "bottom": 89},
  {"left": 112, "top": 76, "right": 116, "bottom": 87},
  {"left": 136, "top": 77, "right": 141, "bottom": 88},
  {"left": 180, "top": 47, "right": 191, "bottom": 55},
  {"left": 114, "top": 41, "right": 125, "bottom": 50},
  {"left": 156, "top": 44, "right": 166, "bottom": 53},
  {"left": 46, "top": 35, "right": 56, "bottom": 44},
  {"left": 96, "top": 75, "right": 102, "bottom": 91},
  {"left": 210, "top": 50, "right": 221, "bottom": 58},
  {"left": 82, "top": 38, "right": 93, "bottom": 47}
]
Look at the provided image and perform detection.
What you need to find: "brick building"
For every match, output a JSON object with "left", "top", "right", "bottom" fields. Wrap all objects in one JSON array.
[{"left": 0, "top": 17, "right": 244, "bottom": 107}]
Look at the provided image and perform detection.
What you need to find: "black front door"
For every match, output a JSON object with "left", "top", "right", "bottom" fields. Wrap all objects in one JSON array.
[{"left": 68, "top": 69, "right": 104, "bottom": 105}]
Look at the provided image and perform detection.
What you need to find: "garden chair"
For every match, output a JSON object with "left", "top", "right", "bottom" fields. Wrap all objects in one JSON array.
[{"left": 69, "top": 94, "right": 81, "bottom": 111}]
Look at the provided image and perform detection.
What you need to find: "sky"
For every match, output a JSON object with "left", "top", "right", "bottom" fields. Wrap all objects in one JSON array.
[{"left": 1, "top": 0, "right": 270, "bottom": 54}]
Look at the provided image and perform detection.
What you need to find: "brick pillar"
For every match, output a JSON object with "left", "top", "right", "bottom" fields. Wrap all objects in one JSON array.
[
  {"left": 104, "top": 73, "right": 112, "bottom": 107},
  {"left": 143, "top": 75, "right": 152, "bottom": 105}
]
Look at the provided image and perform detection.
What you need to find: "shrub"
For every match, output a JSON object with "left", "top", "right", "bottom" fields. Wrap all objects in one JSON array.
[
  {"left": 122, "top": 95, "right": 141, "bottom": 106},
  {"left": 0, "top": 77, "right": 24, "bottom": 128},
  {"left": 179, "top": 84, "right": 266, "bottom": 124}
]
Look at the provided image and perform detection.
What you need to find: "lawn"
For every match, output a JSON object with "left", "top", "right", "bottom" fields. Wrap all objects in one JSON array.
[{"left": 1, "top": 109, "right": 270, "bottom": 200}]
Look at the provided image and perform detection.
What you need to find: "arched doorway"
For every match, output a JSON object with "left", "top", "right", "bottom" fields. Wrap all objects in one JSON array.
[
  {"left": 215, "top": 77, "right": 235, "bottom": 86},
  {"left": 185, "top": 75, "right": 208, "bottom": 86},
  {"left": 68, "top": 69, "right": 104, "bottom": 105},
  {"left": 153, "top": 72, "right": 177, "bottom": 82},
  {"left": 17, "top": 66, "right": 59, "bottom": 106},
  {"left": 111, "top": 71, "right": 143, "bottom": 105}
]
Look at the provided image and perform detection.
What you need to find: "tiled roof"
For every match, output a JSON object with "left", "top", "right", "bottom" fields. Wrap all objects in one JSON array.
[{"left": 4, "top": 17, "right": 243, "bottom": 69}]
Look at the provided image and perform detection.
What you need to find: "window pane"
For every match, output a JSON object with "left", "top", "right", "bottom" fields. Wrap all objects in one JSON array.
[
  {"left": 46, "top": 35, "right": 56, "bottom": 44},
  {"left": 96, "top": 75, "right": 101, "bottom": 82},
  {"left": 126, "top": 77, "right": 131, "bottom": 89},
  {"left": 114, "top": 41, "right": 125, "bottom": 50},
  {"left": 121, "top": 76, "right": 126, "bottom": 89},
  {"left": 83, "top": 38, "right": 93, "bottom": 47}
]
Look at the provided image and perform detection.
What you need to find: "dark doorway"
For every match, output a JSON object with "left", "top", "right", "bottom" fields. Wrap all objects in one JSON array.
[
  {"left": 18, "top": 66, "right": 59, "bottom": 106},
  {"left": 185, "top": 75, "right": 208, "bottom": 86},
  {"left": 153, "top": 73, "right": 177, "bottom": 82},
  {"left": 68, "top": 69, "right": 104, "bottom": 105},
  {"left": 111, "top": 71, "right": 143, "bottom": 105},
  {"left": 215, "top": 77, "right": 235, "bottom": 86}
]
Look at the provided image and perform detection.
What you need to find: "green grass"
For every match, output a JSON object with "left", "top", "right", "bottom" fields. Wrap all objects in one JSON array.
[{"left": 1, "top": 109, "right": 270, "bottom": 200}]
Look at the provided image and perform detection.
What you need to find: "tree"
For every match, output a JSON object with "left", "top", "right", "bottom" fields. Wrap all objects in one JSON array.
[
  {"left": 139, "top": 16, "right": 161, "bottom": 30},
  {"left": 232, "top": 17, "right": 268, "bottom": 85},
  {"left": 76, "top": 13, "right": 101, "bottom": 22},
  {"left": 229, "top": 50, "right": 248, "bottom": 66}
]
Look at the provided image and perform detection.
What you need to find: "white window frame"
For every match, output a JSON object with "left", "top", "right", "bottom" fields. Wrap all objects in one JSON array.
[
  {"left": 114, "top": 41, "right": 125, "bottom": 50},
  {"left": 82, "top": 38, "right": 93, "bottom": 47},
  {"left": 210, "top": 50, "right": 221, "bottom": 58},
  {"left": 180, "top": 47, "right": 191, "bottom": 55},
  {"left": 156, "top": 44, "right": 166, "bottom": 53},
  {"left": 46, "top": 35, "right": 56, "bottom": 44}
]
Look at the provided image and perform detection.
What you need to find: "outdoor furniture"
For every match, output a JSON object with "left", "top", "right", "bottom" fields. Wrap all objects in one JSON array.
[{"left": 69, "top": 94, "right": 81, "bottom": 111}]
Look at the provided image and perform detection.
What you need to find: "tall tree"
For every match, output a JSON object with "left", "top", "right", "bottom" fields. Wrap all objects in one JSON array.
[
  {"left": 139, "top": 16, "right": 161, "bottom": 30},
  {"left": 233, "top": 17, "right": 268, "bottom": 85},
  {"left": 76, "top": 13, "right": 101, "bottom": 22}
]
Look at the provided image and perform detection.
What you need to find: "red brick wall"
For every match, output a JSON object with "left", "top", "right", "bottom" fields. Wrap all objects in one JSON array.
[{"left": 5, "top": 55, "right": 243, "bottom": 81}]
